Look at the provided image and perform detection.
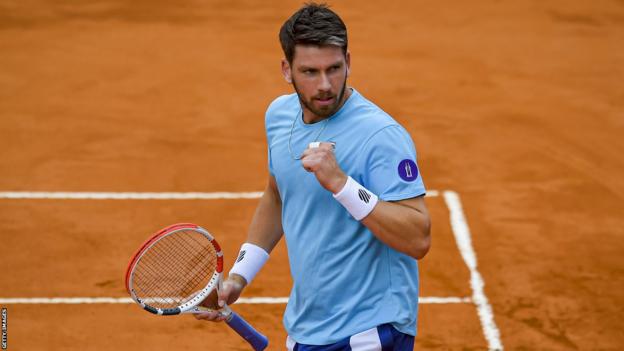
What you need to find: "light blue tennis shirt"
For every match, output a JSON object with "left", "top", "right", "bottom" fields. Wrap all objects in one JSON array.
[{"left": 265, "top": 88, "right": 426, "bottom": 345}]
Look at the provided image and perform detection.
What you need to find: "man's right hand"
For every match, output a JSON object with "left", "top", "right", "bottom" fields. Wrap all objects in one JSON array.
[{"left": 194, "top": 274, "right": 247, "bottom": 322}]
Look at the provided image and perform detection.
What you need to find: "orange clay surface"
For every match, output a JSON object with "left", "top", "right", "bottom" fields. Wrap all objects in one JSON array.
[{"left": 0, "top": 1, "right": 623, "bottom": 350}]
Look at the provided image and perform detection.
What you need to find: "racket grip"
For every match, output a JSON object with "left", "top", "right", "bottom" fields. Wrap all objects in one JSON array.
[{"left": 226, "top": 312, "right": 268, "bottom": 351}]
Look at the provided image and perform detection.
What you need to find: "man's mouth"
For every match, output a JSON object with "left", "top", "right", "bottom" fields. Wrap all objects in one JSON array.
[{"left": 315, "top": 96, "right": 335, "bottom": 106}]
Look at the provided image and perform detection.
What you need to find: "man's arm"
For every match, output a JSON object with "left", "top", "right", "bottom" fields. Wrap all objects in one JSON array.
[
  {"left": 195, "top": 175, "right": 283, "bottom": 322},
  {"left": 244, "top": 175, "right": 284, "bottom": 254},
  {"left": 361, "top": 196, "right": 431, "bottom": 259},
  {"left": 301, "top": 143, "right": 431, "bottom": 260}
]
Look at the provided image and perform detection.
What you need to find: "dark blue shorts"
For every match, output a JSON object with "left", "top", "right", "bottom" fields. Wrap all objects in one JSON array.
[{"left": 286, "top": 324, "right": 415, "bottom": 351}]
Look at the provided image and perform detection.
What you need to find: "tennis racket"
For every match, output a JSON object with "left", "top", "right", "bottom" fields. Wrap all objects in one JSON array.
[{"left": 125, "top": 223, "right": 268, "bottom": 351}]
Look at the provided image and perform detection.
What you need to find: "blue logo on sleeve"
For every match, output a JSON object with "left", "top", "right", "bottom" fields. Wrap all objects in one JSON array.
[{"left": 398, "top": 159, "right": 418, "bottom": 182}]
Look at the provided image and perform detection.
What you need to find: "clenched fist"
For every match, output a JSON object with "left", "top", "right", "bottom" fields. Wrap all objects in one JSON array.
[{"left": 300, "top": 142, "right": 348, "bottom": 194}]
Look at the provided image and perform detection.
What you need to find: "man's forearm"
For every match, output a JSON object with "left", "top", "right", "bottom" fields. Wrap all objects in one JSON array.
[
  {"left": 245, "top": 177, "right": 284, "bottom": 253},
  {"left": 228, "top": 177, "right": 283, "bottom": 286},
  {"left": 361, "top": 197, "right": 431, "bottom": 259}
]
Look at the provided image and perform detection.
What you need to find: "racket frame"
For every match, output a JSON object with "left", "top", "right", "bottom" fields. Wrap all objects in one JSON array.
[
  {"left": 125, "top": 223, "right": 223, "bottom": 315},
  {"left": 125, "top": 223, "right": 269, "bottom": 351}
]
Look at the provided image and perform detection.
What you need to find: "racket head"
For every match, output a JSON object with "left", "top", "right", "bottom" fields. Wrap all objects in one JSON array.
[{"left": 125, "top": 223, "right": 224, "bottom": 315}]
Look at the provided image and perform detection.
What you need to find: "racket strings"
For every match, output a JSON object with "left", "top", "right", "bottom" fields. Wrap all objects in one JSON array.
[
  {"left": 131, "top": 229, "right": 218, "bottom": 308},
  {"left": 135, "top": 233, "right": 215, "bottom": 297},
  {"left": 135, "top": 247, "right": 199, "bottom": 297},
  {"left": 134, "top": 235, "right": 216, "bottom": 306}
]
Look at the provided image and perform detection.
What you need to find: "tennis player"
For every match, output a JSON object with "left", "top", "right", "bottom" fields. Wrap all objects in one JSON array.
[{"left": 197, "top": 3, "right": 431, "bottom": 350}]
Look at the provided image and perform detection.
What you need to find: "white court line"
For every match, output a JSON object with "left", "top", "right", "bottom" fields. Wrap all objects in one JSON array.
[
  {"left": 0, "top": 191, "right": 265, "bottom": 200},
  {"left": 443, "top": 191, "right": 503, "bottom": 351},
  {"left": 0, "top": 190, "right": 440, "bottom": 200},
  {"left": 0, "top": 296, "right": 468, "bottom": 305}
]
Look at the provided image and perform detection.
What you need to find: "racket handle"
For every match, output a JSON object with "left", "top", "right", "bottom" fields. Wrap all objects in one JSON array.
[{"left": 226, "top": 312, "right": 268, "bottom": 351}]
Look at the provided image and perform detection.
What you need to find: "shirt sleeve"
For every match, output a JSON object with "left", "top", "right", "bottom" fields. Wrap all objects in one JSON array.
[
  {"left": 265, "top": 102, "right": 275, "bottom": 176},
  {"left": 267, "top": 145, "right": 275, "bottom": 176},
  {"left": 359, "top": 125, "right": 426, "bottom": 201}
]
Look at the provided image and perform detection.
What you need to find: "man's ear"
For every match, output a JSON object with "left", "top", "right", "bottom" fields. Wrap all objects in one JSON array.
[
  {"left": 281, "top": 59, "right": 292, "bottom": 84},
  {"left": 345, "top": 51, "right": 351, "bottom": 77}
]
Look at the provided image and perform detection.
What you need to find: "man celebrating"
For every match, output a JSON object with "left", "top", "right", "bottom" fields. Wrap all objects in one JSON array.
[{"left": 198, "top": 3, "right": 431, "bottom": 350}]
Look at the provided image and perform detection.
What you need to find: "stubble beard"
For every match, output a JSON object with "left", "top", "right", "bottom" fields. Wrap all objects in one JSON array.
[{"left": 292, "top": 76, "right": 348, "bottom": 121}]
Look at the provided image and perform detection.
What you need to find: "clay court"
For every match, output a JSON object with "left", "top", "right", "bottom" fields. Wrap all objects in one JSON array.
[{"left": 1, "top": 1, "right": 623, "bottom": 350}]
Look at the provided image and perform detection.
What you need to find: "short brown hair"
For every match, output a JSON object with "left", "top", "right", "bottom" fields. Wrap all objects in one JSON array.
[{"left": 279, "top": 3, "right": 348, "bottom": 64}]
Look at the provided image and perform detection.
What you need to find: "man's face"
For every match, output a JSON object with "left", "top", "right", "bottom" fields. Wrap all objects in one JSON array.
[{"left": 283, "top": 45, "right": 350, "bottom": 121}]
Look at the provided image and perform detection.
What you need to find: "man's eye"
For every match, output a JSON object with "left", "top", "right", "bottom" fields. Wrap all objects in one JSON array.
[{"left": 328, "top": 66, "right": 341, "bottom": 72}]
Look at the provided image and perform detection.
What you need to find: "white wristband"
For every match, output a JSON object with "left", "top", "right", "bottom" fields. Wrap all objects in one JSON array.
[
  {"left": 332, "top": 176, "right": 379, "bottom": 220},
  {"left": 229, "top": 243, "right": 269, "bottom": 284}
]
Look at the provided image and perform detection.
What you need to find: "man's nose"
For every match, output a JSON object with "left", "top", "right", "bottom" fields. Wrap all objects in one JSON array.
[{"left": 318, "top": 72, "right": 331, "bottom": 91}]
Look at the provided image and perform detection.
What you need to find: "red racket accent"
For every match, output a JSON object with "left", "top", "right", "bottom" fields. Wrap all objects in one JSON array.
[
  {"left": 211, "top": 239, "right": 222, "bottom": 252},
  {"left": 216, "top": 253, "right": 224, "bottom": 273},
  {"left": 214, "top": 239, "right": 224, "bottom": 273}
]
